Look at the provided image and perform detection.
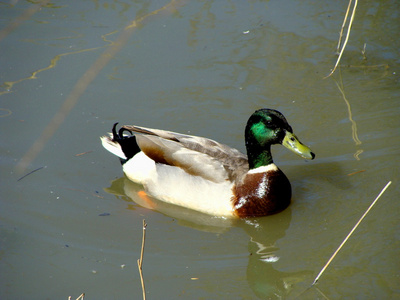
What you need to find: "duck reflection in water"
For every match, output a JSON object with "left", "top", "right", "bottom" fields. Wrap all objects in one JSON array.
[{"left": 105, "top": 177, "right": 312, "bottom": 299}]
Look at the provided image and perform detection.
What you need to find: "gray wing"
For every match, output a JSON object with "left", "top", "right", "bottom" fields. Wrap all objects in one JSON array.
[{"left": 122, "top": 125, "right": 249, "bottom": 183}]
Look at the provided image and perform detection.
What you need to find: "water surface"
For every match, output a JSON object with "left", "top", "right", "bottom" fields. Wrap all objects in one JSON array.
[{"left": 1, "top": 0, "right": 399, "bottom": 299}]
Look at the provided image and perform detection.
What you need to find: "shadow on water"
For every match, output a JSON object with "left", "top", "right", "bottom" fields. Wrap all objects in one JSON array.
[{"left": 105, "top": 177, "right": 313, "bottom": 299}]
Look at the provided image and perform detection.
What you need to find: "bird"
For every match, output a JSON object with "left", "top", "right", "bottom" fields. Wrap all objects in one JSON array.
[{"left": 100, "top": 108, "right": 315, "bottom": 218}]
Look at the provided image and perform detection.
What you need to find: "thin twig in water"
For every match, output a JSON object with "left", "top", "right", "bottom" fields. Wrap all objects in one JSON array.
[
  {"left": 312, "top": 181, "right": 392, "bottom": 285},
  {"left": 75, "top": 151, "right": 93, "bottom": 156},
  {"left": 137, "top": 219, "right": 147, "bottom": 300},
  {"left": 67, "top": 293, "right": 84, "bottom": 300},
  {"left": 325, "top": 0, "right": 358, "bottom": 78},
  {"left": 347, "top": 170, "right": 365, "bottom": 176},
  {"left": 76, "top": 294, "right": 85, "bottom": 300},
  {"left": 17, "top": 166, "right": 46, "bottom": 181}
]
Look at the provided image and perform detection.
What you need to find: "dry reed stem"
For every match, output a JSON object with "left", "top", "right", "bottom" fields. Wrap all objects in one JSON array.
[
  {"left": 335, "top": 0, "right": 352, "bottom": 53},
  {"left": 312, "top": 181, "right": 392, "bottom": 285},
  {"left": 67, "top": 293, "right": 84, "bottom": 300},
  {"left": 76, "top": 294, "right": 85, "bottom": 300},
  {"left": 325, "top": 0, "right": 358, "bottom": 78},
  {"left": 137, "top": 219, "right": 147, "bottom": 300}
]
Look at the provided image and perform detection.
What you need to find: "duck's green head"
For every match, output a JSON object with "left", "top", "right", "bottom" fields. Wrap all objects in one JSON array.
[{"left": 245, "top": 108, "right": 315, "bottom": 169}]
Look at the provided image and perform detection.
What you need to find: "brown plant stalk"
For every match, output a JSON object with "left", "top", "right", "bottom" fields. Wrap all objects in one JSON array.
[
  {"left": 325, "top": 0, "right": 358, "bottom": 78},
  {"left": 137, "top": 219, "right": 147, "bottom": 300},
  {"left": 312, "top": 181, "right": 392, "bottom": 285}
]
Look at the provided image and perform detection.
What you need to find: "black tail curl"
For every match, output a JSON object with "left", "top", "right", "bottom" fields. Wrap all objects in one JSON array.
[
  {"left": 112, "top": 123, "right": 133, "bottom": 141},
  {"left": 111, "top": 123, "right": 141, "bottom": 164}
]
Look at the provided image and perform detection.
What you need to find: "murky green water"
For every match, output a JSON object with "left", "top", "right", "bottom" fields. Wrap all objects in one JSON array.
[{"left": 1, "top": 1, "right": 399, "bottom": 299}]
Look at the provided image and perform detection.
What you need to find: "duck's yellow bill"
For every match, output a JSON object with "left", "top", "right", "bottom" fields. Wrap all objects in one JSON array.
[{"left": 282, "top": 131, "right": 315, "bottom": 160}]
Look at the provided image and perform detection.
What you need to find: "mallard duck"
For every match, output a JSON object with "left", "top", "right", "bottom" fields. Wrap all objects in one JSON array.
[{"left": 101, "top": 108, "right": 315, "bottom": 218}]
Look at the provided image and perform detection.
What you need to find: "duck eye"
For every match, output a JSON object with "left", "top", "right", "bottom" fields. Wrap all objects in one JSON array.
[
  {"left": 290, "top": 137, "right": 295, "bottom": 142},
  {"left": 264, "top": 120, "right": 273, "bottom": 127}
]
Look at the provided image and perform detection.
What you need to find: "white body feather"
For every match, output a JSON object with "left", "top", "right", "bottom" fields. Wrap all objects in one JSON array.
[{"left": 101, "top": 136, "right": 236, "bottom": 217}]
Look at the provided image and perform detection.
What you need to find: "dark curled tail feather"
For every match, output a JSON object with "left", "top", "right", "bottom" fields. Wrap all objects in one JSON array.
[{"left": 112, "top": 123, "right": 141, "bottom": 164}]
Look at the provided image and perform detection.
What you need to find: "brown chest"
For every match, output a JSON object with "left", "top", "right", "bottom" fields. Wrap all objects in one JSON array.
[{"left": 232, "top": 170, "right": 291, "bottom": 217}]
